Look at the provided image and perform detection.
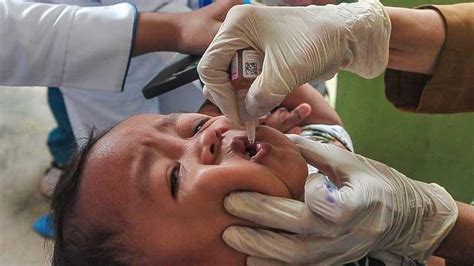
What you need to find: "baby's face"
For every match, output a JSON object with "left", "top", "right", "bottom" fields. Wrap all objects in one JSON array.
[{"left": 77, "top": 113, "right": 307, "bottom": 264}]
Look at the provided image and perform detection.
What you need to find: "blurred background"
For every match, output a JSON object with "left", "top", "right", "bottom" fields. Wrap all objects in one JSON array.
[
  {"left": 0, "top": 0, "right": 472, "bottom": 265},
  {"left": 1, "top": 86, "right": 53, "bottom": 265}
]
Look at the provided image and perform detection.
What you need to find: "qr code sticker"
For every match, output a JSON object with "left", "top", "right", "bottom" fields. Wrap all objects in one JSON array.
[{"left": 244, "top": 62, "right": 258, "bottom": 77}]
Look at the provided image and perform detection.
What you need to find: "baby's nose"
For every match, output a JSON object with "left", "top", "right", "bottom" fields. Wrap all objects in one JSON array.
[{"left": 199, "top": 127, "right": 225, "bottom": 165}]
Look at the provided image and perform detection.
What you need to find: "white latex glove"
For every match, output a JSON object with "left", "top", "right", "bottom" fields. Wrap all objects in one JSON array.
[
  {"left": 198, "top": 0, "right": 391, "bottom": 125},
  {"left": 223, "top": 135, "right": 458, "bottom": 265}
]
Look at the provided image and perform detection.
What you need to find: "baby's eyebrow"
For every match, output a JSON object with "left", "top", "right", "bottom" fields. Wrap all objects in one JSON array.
[{"left": 158, "top": 113, "right": 181, "bottom": 130}]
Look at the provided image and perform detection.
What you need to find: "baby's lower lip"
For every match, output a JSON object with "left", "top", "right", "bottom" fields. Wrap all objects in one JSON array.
[{"left": 250, "top": 142, "right": 271, "bottom": 163}]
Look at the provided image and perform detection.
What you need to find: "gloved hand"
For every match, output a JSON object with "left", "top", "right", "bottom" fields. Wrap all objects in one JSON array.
[
  {"left": 198, "top": 0, "right": 391, "bottom": 125},
  {"left": 222, "top": 135, "right": 458, "bottom": 265}
]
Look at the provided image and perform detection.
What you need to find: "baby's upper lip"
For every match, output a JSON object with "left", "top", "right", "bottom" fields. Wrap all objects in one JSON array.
[{"left": 230, "top": 136, "right": 253, "bottom": 160}]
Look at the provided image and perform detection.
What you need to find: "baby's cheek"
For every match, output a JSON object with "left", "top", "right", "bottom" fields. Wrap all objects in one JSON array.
[
  {"left": 196, "top": 164, "right": 291, "bottom": 199},
  {"left": 229, "top": 164, "right": 292, "bottom": 199},
  {"left": 190, "top": 165, "right": 293, "bottom": 233}
]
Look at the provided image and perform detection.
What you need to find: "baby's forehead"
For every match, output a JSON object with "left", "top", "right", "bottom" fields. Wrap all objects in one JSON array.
[
  {"left": 83, "top": 113, "right": 178, "bottom": 177},
  {"left": 91, "top": 114, "right": 165, "bottom": 151}
]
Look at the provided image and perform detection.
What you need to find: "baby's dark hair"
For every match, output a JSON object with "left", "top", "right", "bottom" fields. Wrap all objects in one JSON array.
[{"left": 50, "top": 131, "right": 135, "bottom": 266}]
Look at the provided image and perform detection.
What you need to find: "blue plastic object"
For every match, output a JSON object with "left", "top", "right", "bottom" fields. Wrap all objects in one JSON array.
[
  {"left": 199, "top": 0, "right": 212, "bottom": 7},
  {"left": 32, "top": 214, "right": 55, "bottom": 239},
  {"left": 198, "top": 0, "right": 250, "bottom": 8}
]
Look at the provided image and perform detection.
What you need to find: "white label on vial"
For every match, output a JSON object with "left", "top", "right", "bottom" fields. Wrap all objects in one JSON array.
[{"left": 242, "top": 50, "right": 262, "bottom": 79}]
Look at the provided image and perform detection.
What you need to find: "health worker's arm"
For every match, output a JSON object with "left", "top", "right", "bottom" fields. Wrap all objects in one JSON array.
[
  {"left": 0, "top": 0, "right": 239, "bottom": 91},
  {"left": 433, "top": 201, "right": 474, "bottom": 264},
  {"left": 384, "top": 4, "right": 474, "bottom": 113},
  {"left": 133, "top": 0, "right": 242, "bottom": 56},
  {"left": 0, "top": 2, "right": 135, "bottom": 91}
]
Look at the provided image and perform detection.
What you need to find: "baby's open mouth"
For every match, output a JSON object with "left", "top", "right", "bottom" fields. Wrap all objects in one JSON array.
[
  {"left": 231, "top": 136, "right": 270, "bottom": 162},
  {"left": 245, "top": 142, "right": 257, "bottom": 157}
]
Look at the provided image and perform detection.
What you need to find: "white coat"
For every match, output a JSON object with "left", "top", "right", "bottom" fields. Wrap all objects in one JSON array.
[{"left": 0, "top": 1, "right": 135, "bottom": 91}]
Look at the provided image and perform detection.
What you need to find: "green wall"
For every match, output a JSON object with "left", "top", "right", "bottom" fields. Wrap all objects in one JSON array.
[{"left": 336, "top": 0, "right": 473, "bottom": 203}]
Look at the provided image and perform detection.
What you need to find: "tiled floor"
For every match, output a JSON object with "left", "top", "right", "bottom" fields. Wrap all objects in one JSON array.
[{"left": 0, "top": 86, "right": 54, "bottom": 265}]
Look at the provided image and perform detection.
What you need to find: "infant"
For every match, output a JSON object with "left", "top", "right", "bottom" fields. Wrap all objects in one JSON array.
[{"left": 51, "top": 84, "right": 355, "bottom": 265}]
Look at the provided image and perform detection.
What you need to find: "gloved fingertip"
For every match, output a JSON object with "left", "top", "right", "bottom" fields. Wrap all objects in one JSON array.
[
  {"left": 224, "top": 192, "right": 261, "bottom": 215},
  {"left": 223, "top": 194, "right": 238, "bottom": 213},
  {"left": 222, "top": 226, "right": 237, "bottom": 241},
  {"left": 222, "top": 226, "right": 247, "bottom": 248}
]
